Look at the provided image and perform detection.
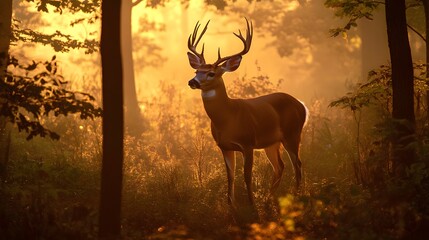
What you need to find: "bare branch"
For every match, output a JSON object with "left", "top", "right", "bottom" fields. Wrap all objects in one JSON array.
[
  {"left": 132, "top": 0, "right": 144, "bottom": 7},
  {"left": 407, "top": 23, "right": 426, "bottom": 42}
]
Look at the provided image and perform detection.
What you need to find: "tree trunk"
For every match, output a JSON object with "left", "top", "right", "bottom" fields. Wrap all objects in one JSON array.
[
  {"left": 0, "top": 0, "right": 13, "bottom": 177},
  {"left": 423, "top": 0, "right": 429, "bottom": 120},
  {"left": 360, "top": 8, "right": 389, "bottom": 79},
  {"left": 121, "top": 0, "right": 144, "bottom": 136},
  {"left": 99, "top": 0, "right": 124, "bottom": 239},
  {"left": 0, "top": 0, "right": 11, "bottom": 73},
  {"left": 385, "top": 0, "right": 416, "bottom": 176}
]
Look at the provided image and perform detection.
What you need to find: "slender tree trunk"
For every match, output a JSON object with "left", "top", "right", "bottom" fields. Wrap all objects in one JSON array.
[
  {"left": 423, "top": 0, "right": 429, "bottom": 119},
  {"left": 360, "top": 8, "right": 389, "bottom": 79},
  {"left": 385, "top": 0, "right": 415, "bottom": 176},
  {"left": 99, "top": 0, "right": 124, "bottom": 239},
  {"left": 0, "top": 0, "right": 11, "bottom": 73},
  {"left": 121, "top": 0, "right": 144, "bottom": 136},
  {"left": 0, "top": 0, "right": 13, "bottom": 177}
]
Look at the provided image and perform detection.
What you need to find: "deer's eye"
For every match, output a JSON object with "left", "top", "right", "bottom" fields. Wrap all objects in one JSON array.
[{"left": 207, "top": 72, "right": 215, "bottom": 77}]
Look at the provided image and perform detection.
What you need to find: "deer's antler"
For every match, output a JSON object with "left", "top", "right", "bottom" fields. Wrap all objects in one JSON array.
[
  {"left": 188, "top": 20, "right": 210, "bottom": 65},
  {"left": 213, "top": 18, "right": 253, "bottom": 67}
]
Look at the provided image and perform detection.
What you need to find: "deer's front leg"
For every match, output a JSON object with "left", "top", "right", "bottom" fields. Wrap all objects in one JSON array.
[
  {"left": 222, "top": 150, "right": 236, "bottom": 206},
  {"left": 243, "top": 148, "right": 255, "bottom": 205}
]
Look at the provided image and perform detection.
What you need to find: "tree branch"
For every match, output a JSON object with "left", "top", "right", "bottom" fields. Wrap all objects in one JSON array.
[
  {"left": 407, "top": 23, "right": 426, "bottom": 42},
  {"left": 132, "top": 0, "right": 144, "bottom": 7}
]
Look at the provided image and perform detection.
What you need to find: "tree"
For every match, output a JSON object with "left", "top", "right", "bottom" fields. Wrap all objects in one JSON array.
[
  {"left": 422, "top": 0, "right": 429, "bottom": 119},
  {"left": 122, "top": 0, "right": 144, "bottom": 135},
  {"left": 0, "top": 0, "right": 13, "bottom": 175},
  {"left": 0, "top": 0, "right": 12, "bottom": 74},
  {"left": 385, "top": 0, "right": 415, "bottom": 173},
  {"left": 98, "top": 0, "right": 124, "bottom": 238},
  {"left": 360, "top": 8, "right": 389, "bottom": 78},
  {"left": 325, "top": 0, "right": 420, "bottom": 175},
  {"left": 121, "top": 0, "right": 166, "bottom": 136}
]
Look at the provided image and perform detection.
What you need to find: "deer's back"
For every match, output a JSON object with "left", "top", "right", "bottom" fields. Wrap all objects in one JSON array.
[
  {"left": 212, "top": 93, "right": 306, "bottom": 150},
  {"left": 245, "top": 92, "right": 307, "bottom": 135}
]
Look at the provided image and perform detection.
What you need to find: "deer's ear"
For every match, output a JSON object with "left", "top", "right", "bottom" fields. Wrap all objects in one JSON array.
[
  {"left": 221, "top": 55, "right": 242, "bottom": 72},
  {"left": 187, "top": 52, "right": 203, "bottom": 69}
]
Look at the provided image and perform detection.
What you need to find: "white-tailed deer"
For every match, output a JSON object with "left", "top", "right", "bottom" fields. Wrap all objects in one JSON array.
[{"left": 187, "top": 19, "right": 307, "bottom": 206}]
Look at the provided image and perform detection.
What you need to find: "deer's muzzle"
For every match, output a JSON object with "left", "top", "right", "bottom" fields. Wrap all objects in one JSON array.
[{"left": 188, "top": 79, "right": 201, "bottom": 89}]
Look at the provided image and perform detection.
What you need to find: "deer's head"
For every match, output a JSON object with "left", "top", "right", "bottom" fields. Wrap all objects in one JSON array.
[{"left": 187, "top": 19, "right": 253, "bottom": 91}]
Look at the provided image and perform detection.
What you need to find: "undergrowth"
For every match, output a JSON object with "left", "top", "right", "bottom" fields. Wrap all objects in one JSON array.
[{"left": 1, "top": 69, "right": 429, "bottom": 239}]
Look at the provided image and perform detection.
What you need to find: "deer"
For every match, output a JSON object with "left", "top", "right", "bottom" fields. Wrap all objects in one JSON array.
[{"left": 186, "top": 19, "right": 307, "bottom": 207}]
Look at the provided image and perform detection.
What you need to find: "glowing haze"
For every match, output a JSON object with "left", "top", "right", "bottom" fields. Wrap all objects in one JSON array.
[{"left": 12, "top": 0, "right": 363, "bottom": 106}]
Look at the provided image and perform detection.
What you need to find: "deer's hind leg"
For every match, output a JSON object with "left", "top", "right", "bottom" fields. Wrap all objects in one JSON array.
[
  {"left": 282, "top": 134, "right": 302, "bottom": 188},
  {"left": 242, "top": 148, "right": 255, "bottom": 205},
  {"left": 264, "top": 142, "right": 284, "bottom": 194}
]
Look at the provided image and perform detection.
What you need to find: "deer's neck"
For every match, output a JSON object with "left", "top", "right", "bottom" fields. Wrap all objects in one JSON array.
[{"left": 201, "top": 79, "right": 235, "bottom": 126}]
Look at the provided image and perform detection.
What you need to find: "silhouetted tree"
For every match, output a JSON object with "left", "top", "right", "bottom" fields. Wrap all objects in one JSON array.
[
  {"left": 385, "top": 0, "right": 416, "bottom": 174},
  {"left": 121, "top": 0, "right": 167, "bottom": 136},
  {"left": 122, "top": 0, "right": 144, "bottom": 136},
  {"left": 423, "top": 0, "right": 429, "bottom": 119},
  {"left": 0, "top": 0, "right": 13, "bottom": 176},
  {"left": 0, "top": 0, "right": 11, "bottom": 73},
  {"left": 98, "top": 0, "right": 124, "bottom": 238},
  {"left": 360, "top": 9, "right": 389, "bottom": 78}
]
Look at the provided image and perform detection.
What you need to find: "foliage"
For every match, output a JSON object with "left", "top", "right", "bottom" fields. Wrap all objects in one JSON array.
[
  {"left": 0, "top": 131, "right": 100, "bottom": 239},
  {"left": 0, "top": 56, "right": 102, "bottom": 140},
  {"left": 242, "top": 195, "right": 305, "bottom": 240},
  {"left": 299, "top": 177, "right": 429, "bottom": 239},
  {"left": 228, "top": 65, "right": 283, "bottom": 98},
  {"left": 324, "top": 0, "right": 380, "bottom": 37},
  {"left": 12, "top": 20, "right": 98, "bottom": 54},
  {"left": 325, "top": 0, "right": 426, "bottom": 39},
  {"left": 205, "top": 0, "right": 230, "bottom": 10},
  {"left": 327, "top": 63, "right": 429, "bottom": 238},
  {"left": 330, "top": 63, "right": 428, "bottom": 114},
  {"left": 329, "top": 65, "right": 392, "bottom": 112},
  {"left": 29, "top": 0, "right": 100, "bottom": 14},
  {"left": 12, "top": 0, "right": 101, "bottom": 53},
  {"left": 329, "top": 64, "right": 429, "bottom": 183}
]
